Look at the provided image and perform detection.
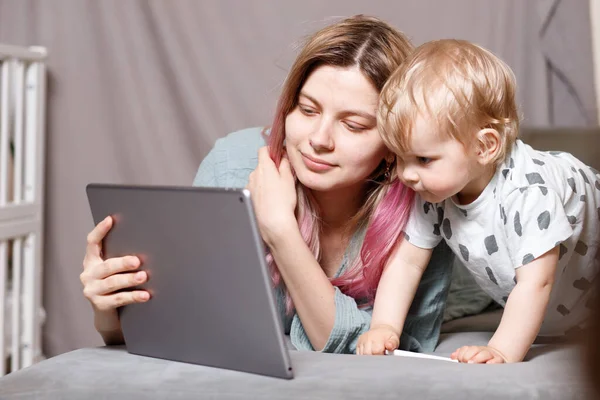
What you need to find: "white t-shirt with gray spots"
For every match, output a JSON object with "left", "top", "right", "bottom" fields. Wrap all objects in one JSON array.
[{"left": 404, "top": 139, "right": 600, "bottom": 336}]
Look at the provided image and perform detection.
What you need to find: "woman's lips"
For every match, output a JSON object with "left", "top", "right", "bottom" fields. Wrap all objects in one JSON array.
[{"left": 301, "top": 153, "right": 336, "bottom": 172}]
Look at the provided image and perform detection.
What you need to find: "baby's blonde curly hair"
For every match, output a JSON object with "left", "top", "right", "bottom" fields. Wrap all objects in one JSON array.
[{"left": 378, "top": 39, "right": 520, "bottom": 165}]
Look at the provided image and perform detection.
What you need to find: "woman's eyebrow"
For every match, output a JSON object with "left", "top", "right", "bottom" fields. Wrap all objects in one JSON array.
[
  {"left": 299, "top": 92, "right": 375, "bottom": 121},
  {"left": 298, "top": 92, "right": 320, "bottom": 106}
]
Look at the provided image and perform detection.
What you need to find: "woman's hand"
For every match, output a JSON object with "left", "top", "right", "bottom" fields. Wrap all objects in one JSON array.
[
  {"left": 80, "top": 216, "right": 150, "bottom": 342},
  {"left": 247, "top": 147, "right": 298, "bottom": 247}
]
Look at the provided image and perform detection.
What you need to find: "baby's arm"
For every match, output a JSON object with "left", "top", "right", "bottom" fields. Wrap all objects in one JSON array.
[
  {"left": 453, "top": 245, "right": 559, "bottom": 363},
  {"left": 356, "top": 238, "right": 433, "bottom": 355}
]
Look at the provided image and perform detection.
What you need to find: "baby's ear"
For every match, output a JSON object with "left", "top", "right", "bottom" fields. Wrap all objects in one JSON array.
[{"left": 475, "top": 128, "right": 501, "bottom": 165}]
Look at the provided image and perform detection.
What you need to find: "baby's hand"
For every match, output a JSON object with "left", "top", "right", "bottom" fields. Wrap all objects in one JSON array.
[
  {"left": 451, "top": 345, "right": 507, "bottom": 364},
  {"left": 356, "top": 325, "right": 400, "bottom": 355}
]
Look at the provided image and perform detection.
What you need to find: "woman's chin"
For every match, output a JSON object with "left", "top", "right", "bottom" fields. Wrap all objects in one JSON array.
[
  {"left": 295, "top": 170, "right": 339, "bottom": 192},
  {"left": 296, "top": 172, "right": 368, "bottom": 195},
  {"left": 297, "top": 177, "right": 336, "bottom": 192}
]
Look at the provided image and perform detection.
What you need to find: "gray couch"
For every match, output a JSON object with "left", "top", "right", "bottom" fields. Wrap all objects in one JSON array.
[
  {"left": 0, "top": 128, "right": 596, "bottom": 399},
  {"left": 0, "top": 317, "right": 589, "bottom": 399}
]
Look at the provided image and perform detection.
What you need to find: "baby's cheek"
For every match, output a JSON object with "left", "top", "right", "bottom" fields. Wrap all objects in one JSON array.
[{"left": 424, "top": 171, "right": 461, "bottom": 195}]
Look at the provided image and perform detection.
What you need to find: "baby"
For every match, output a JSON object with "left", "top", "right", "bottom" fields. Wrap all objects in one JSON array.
[{"left": 357, "top": 39, "right": 599, "bottom": 363}]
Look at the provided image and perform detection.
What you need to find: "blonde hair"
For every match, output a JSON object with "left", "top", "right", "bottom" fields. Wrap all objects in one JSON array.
[{"left": 378, "top": 39, "right": 520, "bottom": 165}]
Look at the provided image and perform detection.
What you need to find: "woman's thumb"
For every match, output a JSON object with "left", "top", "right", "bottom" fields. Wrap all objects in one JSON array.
[{"left": 279, "top": 157, "right": 294, "bottom": 178}]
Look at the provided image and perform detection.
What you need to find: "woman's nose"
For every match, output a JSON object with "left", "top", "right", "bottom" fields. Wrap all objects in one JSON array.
[{"left": 308, "top": 121, "right": 334, "bottom": 152}]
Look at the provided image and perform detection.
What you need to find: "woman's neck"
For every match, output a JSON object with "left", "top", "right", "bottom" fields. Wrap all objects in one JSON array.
[{"left": 311, "top": 184, "right": 364, "bottom": 231}]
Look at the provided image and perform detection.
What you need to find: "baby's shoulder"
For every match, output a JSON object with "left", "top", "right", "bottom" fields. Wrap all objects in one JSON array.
[{"left": 497, "top": 140, "right": 578, "bottom": 195}]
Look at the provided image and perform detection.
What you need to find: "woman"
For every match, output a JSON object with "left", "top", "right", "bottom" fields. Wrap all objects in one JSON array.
[{"left": 80, "top": 15, "right": 454, "bottom": 354}]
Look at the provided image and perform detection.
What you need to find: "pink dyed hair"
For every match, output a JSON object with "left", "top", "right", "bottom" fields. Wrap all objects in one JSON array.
[{"left": 266, "top": 15, "right": 415, "bottom": 312}]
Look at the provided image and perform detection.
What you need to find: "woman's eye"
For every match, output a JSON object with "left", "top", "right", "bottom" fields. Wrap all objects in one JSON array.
[
  {"left": 299, "top": 106, "right": 317, "bottom": 116},
  {"left": 417, "top": 157, "right": 432, "bottom": 165}
]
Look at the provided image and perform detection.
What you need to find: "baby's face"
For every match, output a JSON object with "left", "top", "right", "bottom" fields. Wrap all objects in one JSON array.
[{"left": 395, "top": 116, "right": 480, "bottom": 204}]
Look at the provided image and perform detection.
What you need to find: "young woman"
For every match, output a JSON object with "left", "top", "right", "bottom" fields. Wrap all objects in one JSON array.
[{"left": 80, "top": 15, "right": 454, "bottom": 354}]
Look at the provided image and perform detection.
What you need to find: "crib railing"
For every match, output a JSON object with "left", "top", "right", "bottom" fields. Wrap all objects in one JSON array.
[{"left": 0, "top": 44, "right": 47, "bottom": 376}]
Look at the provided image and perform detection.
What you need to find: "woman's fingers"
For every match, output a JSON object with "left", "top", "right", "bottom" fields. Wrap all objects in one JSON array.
[
  {"left": 96, "top": 256, "right": 141, "bottom": 280},
  {"left": 82, "top": 255, "right": 141, "bottom": 283},
  {"left": 82, "top": 268, "right": 146, "bottom": 299},
  {"left": 80, "top": 215, "right": 152, "bottom": 314},
  {"left": 279, "top": 157, "right": 294, "bottom": 180},
  {"left": 80, "top": 256, "right": 143, "bottom": 304},
  {"left": 96, "top": 270, "right": 147, "bottom": 296},
  {"left": 93, "top": 290, "right": 150, "bottom": 311},
  {"left": 257, "top": 146, "right": 279, "bottom": 172},
  {"left": 257, "top": 146, "right": 270, "bottom": 163},
  {"left": 84, "top": 216, "right": 113, "bottom": 265},
  {"left": 82, "top": 270, "right": 149, "bottom": 310}
]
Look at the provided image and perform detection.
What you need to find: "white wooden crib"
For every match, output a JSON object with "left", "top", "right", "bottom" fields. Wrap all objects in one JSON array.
[{"left": 0, "top": 44, "right": 47, "bottom": 376}]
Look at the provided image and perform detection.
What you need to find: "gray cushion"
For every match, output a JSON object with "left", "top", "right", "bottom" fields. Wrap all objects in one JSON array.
[
  {"left": 441, "top": 309, "right": 503, "bottom": 334},
  {"left": 0, "top": 333, "right": 589, "bottom": 400}
]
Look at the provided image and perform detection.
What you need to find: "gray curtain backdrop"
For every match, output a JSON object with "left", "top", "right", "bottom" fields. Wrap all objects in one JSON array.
[{"left": 0, "top": 0, "right": 595, "bottom": 357}]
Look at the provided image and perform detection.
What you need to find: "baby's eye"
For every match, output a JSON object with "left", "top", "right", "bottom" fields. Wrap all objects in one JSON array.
[
  {"left": 344, "top": 122, "right": 367, "bottom": 132},
  {"left": 417, "top": 157, "right": 432, "bottom": 165}
]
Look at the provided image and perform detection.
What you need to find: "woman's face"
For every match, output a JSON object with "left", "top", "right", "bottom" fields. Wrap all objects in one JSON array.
[{"left": 285, "top": 65, "right": 389, "bottom": 193}]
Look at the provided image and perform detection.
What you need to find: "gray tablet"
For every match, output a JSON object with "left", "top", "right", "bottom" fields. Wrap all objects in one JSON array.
[{"left": 86, "top": 183, "right": 293, "bottom": 379}]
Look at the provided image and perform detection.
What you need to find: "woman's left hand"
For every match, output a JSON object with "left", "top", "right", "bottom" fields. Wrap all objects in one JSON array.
[{"left": 247, "top": 147, "right": 298, "bottom": 247}]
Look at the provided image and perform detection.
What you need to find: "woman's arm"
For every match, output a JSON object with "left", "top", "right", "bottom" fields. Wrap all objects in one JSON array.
[
  {"left": 195, "top": 135, "right": 350, "bottom": 351},
  {"left": 267, "top": 223, "right": 338, "bottom": 350},
  {"left": 289, "top": 287, "right": 373, "bottom": 354},
  {"left": 195, "top": 134, "right": 383, "bottom": 353},
  {"left": 248, "top": 148, "right": 342, "bottom": 350}
]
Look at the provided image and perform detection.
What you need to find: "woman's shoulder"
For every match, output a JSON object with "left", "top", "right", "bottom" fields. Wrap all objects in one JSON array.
[
  {"left": 193, "top": 126, "right": 268, "bottom": 188},
  {"left": 214, "top": 126, "right": 268, "bottom": 151}
]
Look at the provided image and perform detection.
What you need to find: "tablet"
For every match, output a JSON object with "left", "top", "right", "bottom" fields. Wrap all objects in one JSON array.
[{"left": 86, "top": 183, "right": 293, "bottom": 379}]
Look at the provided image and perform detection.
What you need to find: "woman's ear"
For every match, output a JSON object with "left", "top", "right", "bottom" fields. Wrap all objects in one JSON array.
[{"left": 475, "top": 128, "right": 501, "bottom": 165}]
